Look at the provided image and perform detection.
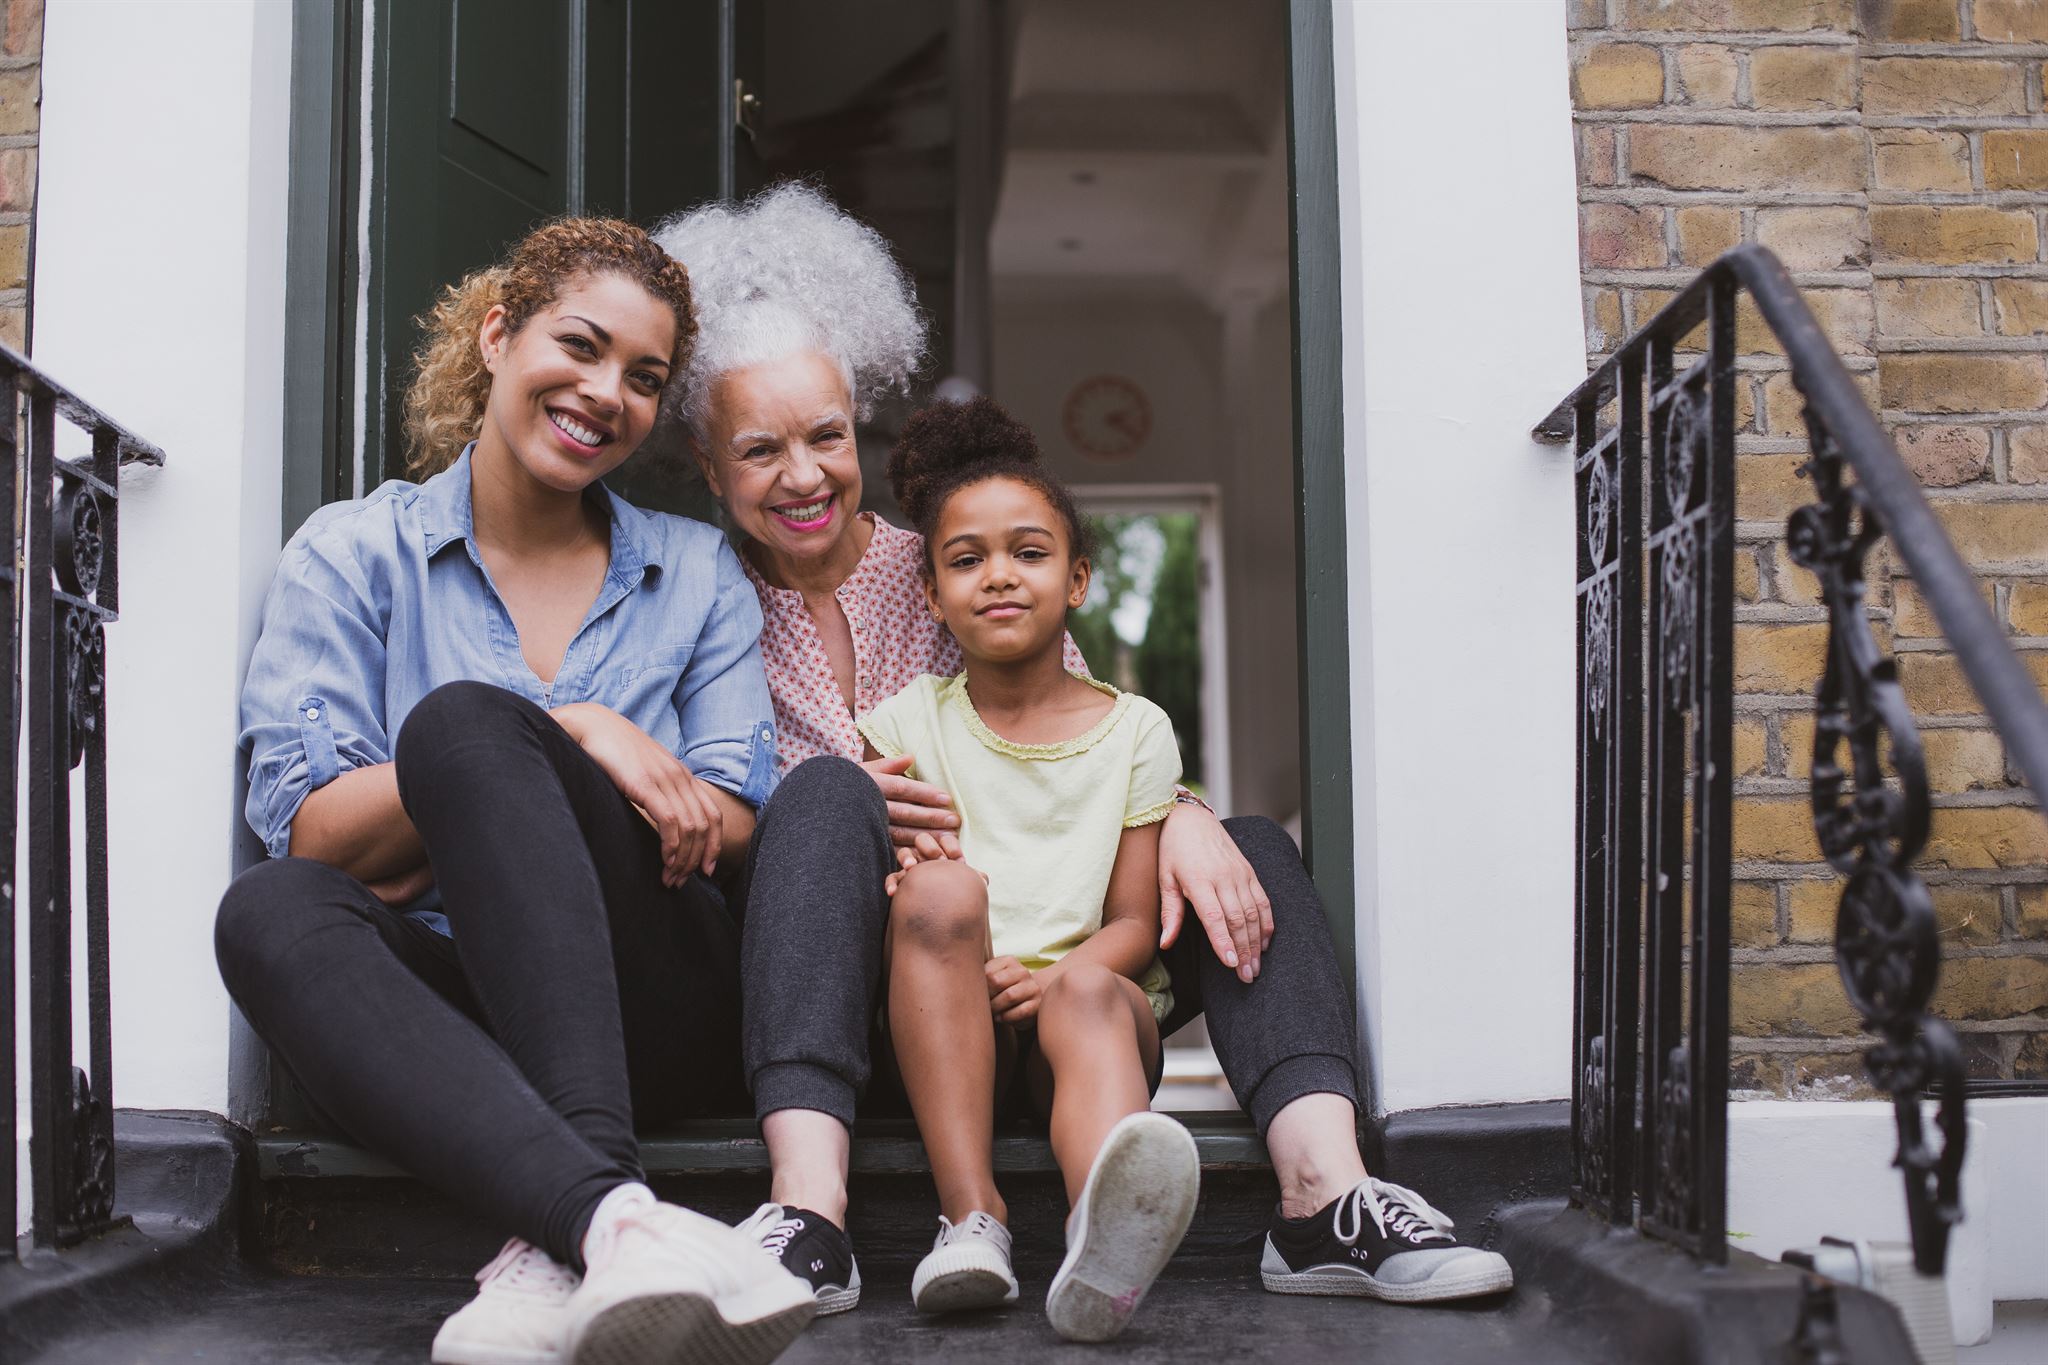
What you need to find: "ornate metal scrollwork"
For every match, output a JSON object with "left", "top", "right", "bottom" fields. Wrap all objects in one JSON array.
[
  {"left": 55, "top": 481, "right": 103, "bottom": 600},
  {"left": 1662, "top": 526, "right": 1697, "bottom": 697},
  {"left": 68, "top": 1066, "right": 114, "bottom": 1231},
  {"left": 1785, "top": 404, "right": 1967, "bottom": 1277},
  {"left": 1654, "top": 1046, "right": 1695, "bottom": 1230},
  {"left": 1579, "top": 1036, "right": 1609, "bottom": 1194},
  {"left": 64, "top": 607, "right": 104, "bottom": 771},
  {"left": 1664, "top": 372, "right": 1709, "bottom": 520},
  {"left": 1585, "top": 579, "right": 1613, "bottom": 739}
]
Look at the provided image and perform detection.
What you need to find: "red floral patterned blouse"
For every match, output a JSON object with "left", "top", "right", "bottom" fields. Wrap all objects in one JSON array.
[{"left": 742, "top": 512, "right": 1088, "bottom": 773}]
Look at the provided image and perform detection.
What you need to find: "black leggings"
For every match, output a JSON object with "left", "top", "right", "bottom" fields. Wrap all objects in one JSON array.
[{"left": 215, "top": 682, "right": 892, "bottom": 1268}]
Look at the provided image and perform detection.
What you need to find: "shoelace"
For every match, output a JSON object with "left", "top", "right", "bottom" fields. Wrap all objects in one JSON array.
[
  {"left": 1332, "top": 1179, "right": 1457, "bottom": 1248},
  {"left": 477, "top": 1238, "right": 579, "bottom": 1294},
  {"left": 936, "top": 1211, "right": 1006, "bottom": 1249},
  {"left": 737, "top": 1205, "right": 807, "bottom": 1260}
]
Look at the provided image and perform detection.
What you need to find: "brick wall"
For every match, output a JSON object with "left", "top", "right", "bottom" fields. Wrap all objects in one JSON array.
[
  {"left": 0, "top": 0, "right": 38, "bottom": 350},
  {"left": 1571, "top": 0, "right": 2048, "bottom": 1094}
]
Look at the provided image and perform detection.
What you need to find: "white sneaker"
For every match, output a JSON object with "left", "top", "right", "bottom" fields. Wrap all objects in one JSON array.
[
  {"left": 431, "top": 1238, "right": 580, "bottom": 1365},
  {"left": 562, "top": 1183, "right": 816, "bottom": 1365},
  {"left": 1045, "top": 1111, "right": 1201, "bottom": 1342},
  {"left": 910, "top": 1211, "right": 1020, "bottom": 1314}
]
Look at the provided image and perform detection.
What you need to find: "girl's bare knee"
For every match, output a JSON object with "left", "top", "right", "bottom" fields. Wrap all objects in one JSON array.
[{"left": 888, "top": 860, "right": 988, "bottom": 953}]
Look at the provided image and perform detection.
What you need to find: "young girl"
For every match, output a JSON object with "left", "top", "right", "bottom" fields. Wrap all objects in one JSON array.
[{"left": 857, "top": 397, "right": 1202, "bottom": 1343}]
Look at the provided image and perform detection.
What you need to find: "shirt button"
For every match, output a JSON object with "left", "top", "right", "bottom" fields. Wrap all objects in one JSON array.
[{"left": 304, "top": 707, "right": 322, "bottom": 722}]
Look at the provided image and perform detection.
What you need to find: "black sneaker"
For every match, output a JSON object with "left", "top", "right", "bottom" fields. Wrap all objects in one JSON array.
[
  {"left": 1261, "top": 1178, "right": 1515, "bottom": 1302},
  {"left": 738, "top": 1203, "right": 861, "bottom": 1315}
]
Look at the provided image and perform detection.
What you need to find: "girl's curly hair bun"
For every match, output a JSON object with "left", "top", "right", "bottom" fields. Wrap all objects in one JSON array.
[{"left": 887, "top": 396, "right": 1094, "bottom": 567}]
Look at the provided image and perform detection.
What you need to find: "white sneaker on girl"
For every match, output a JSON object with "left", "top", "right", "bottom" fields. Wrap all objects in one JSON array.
[
  {"left": 910, "top": 1210, "right": 1021, "bottom": 1313},
  {"left": 561, "top": 1183, "right": 816, "bottom": 1365},
  {"left": 1045, "top": 1111, "right": 1201, "bottom": 1342},
  {"left": 431, "top": 1237, "right": 580, "bottom": 1365}
]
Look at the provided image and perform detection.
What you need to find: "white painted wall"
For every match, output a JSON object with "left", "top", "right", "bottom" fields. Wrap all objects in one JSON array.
[
  {"left": 1331, "top": 0, "right": 1584, "bottom": 1111},
  {"left": 27, "top": 0, "right": 291, "bottom": 1131}
]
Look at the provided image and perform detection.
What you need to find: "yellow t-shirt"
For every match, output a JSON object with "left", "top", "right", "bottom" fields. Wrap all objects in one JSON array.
[{"left": 858, "top": 672, "right": 1182, "bottom": 1020}]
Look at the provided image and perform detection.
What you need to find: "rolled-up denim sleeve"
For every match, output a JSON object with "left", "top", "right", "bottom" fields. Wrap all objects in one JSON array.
[
  {"left": 674, "top": 541, "right": 779, "bottom": 807},
  {"left": 240, "top": 529, "right": 392, "bottom": 858}
]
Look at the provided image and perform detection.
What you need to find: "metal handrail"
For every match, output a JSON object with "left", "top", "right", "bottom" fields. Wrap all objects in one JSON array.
[
  {"left": 1539, "top": 246, "right": 2048, "bottom": 803},
  {"left": 1536, "top": 244, "right": 2020, "bottom": 1277}
]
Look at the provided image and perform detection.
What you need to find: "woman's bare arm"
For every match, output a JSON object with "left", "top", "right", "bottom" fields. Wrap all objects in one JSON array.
[{"left": 288, "top": 763, "right": 425, "bottom": 884}]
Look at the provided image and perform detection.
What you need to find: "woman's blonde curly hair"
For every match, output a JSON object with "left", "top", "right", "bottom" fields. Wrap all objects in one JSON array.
[{"left": 401, "top": 217, "right": 698, "bottom": 477}]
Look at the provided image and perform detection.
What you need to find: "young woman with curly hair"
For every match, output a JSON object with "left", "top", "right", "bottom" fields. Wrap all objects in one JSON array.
[{"left": 215, "top": 218, "right": 818, "bottom": 1365}]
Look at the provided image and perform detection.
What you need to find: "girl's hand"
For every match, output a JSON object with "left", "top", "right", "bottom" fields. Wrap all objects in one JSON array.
[
  {"left": 886, "top": 839, "right": 980, "bottom": 896},
  {"left": 554, "top": 702, "right": 722, "bottom": 885},
  {"left": 861, "top": 753, "right": 963, "bottom": 848},
  {"left": 985, "top": 955, "right": 1044, "bottom": 1024},
  {"left": 1158, "top": 801, "right": 1273, "bottom": 984}
]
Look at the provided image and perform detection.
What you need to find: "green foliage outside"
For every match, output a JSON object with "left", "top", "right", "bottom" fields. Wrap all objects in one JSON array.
[{"left": 1071, "top": 512, "right": 1205, "bottom": 786}]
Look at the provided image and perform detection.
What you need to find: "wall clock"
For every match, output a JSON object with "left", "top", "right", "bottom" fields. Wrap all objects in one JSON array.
[{"left": 1062, "top": 375, "right": 1152, "bottom": 460}]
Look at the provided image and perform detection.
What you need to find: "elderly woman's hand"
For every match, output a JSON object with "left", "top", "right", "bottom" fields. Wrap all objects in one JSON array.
[
  {"left": 1158, "top": 801, "right": 1273, "bottom": 983},
  {"left": 862, "top": 753, "right": 964, "bottom": 848}
]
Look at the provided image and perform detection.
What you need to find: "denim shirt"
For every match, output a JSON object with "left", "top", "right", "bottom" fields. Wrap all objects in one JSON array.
[{"left": 239, "top": 446, "right": 779, "bottom": 876}]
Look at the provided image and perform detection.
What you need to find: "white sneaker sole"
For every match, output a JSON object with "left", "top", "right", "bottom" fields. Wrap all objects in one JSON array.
[
  {"left": 569, "top": 1289, "right": 815, "bottom": 1365},
  {"left": 1261, "top": 1259, "right": 1516, "bottom": 1302},
  {"left": 431, "top": 1332, "right": 562, "bottom": 1365},
  {"left": 1045, "top": 1113, "right": 1201, "bottom": 1343},
  {"left": 911, "top": 1243, "right": 1019, "bottom": 1314}
]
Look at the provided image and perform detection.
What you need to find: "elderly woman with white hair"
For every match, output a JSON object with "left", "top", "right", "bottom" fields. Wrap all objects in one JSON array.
[{"left": 659, "top": 184, "right": 1513, "bottom": 1314}]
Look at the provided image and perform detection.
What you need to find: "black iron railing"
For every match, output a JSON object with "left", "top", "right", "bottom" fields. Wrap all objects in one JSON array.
[
  {"left": 1535, "top": 245, "right": 2048, "bottom": 1276},
  {"left": 1, "top": 343, "right": 163, "bottom": 1257}
]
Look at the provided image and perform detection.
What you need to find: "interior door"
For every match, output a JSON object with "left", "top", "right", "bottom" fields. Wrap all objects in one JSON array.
[{"left": 360, "top": 0, "right": 744, "bottom": 493}]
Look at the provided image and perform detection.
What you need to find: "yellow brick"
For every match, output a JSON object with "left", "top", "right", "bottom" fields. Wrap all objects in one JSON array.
[
  {"left": 1870, "top": 0, "right": 1963, "bottom": 40},
  {"left": 1736, "top": 622, "right": 1830, "bottom": 693},
  {"left": 1575, "top": 42, "right": 1666, "bottom": 109},
  {"left": 1736, "top": 451, "right": 1817, "bottom": 522},
  {"left": 1893, "top": 422, "right": 1992, "bottom": 485},
  {"left": 0, "top": 223, "right": 23, "bottom": 293},
  {"left": 1757, "top": 206, "right": 1866, "bottom": 272},
  {"left": 1935, "top": 955, "right": 2048, "bottom": 1019},
  {"left": 1629, "top": 125, "right": 1864, "bottom": 193},
  {"left": 1749, "top": 47, "right": 1857, "bottom": 111},
  {"left": 1734, "top": 796, "right": 1825, "bottom": 862},
  {"left": 1732, "top": 289, "right": 1872, "bottom": 358},
  {"left": 1579, "top": 124, "right": 1619, "bottom": 186},
  {"left": 1587, "top": 287, "right": 1625, "bottom": 353},
  {"left": 1674, "top": 43, "right": 1739, "bottom": 106},
  {"left": 1985, "top": 131, "right": 2048, "bottom": 192},
  {"left": 1894, "top": 572, "right": 1994, "bottom": 637},
  {"left": 2010, "top": 427, "right": 2048, "bottom": 484},
  {"left": 1786, "top": 877, "right": 1838, "bottom": 942},
  {"left": 2010, "top": 580, "right": 2048, "bottom": 635},
  {"left": 1881, "top": 353, "right": 2048, "bottom": 413},
  {"left": 1582, "top": 203, "right": 1668, "bottom": 269},
  {"left": 1876, "top": 279, "right": 1982, "bottom": 340},
  {"left": 1773, "top": 545, "right": 1823, "bottom": 608},
  {"left": 1782, "top": 710, "right": 1817, "bottom": 780},
  {"left": 0, "top": 146, "right": 34, "bottom": 214},
  {"left": 2018, "top": 883, "right": 2048, "bottom": 938},
  {"left": 1900, "top": 652, "right": 1979, "bottom": 714},
  {"left": 1991, "top": 280, "right": 2048, "bottom": 337},
  {"left": 1731, "top": 880, "right": 1778, "bottom": 947},
  {"left": 1872, "top": 206, "right": 2037, "bottom": 267},
  {"left": 0, "top": 68, "right": 35, "bottom": 138},
  {"left": 1732, "top": 962, "right": 1863, "bottom": 1036},
  {"left": 1735, "top": 545, "right": 1762, "bottom": 602},
  {"left": 1764, "top": 369, "right": 1878, "bottom": 435},
  {"left": 1872, "top": 130, "right": 1973, "bottom": 194},
  {"left": 1924, "top": 729, "right": 2008, "bottom": 793},
  {"left": 1621, "top": 0, "right": 1856, "bottom": 30},
  {"left": 1935, "top": 883, "right": 2005, "bottom": 943},
  {"left": 1937, "top": 500, "right": 2048, "bottom": 566},
  {"left": 0, "top": 308, "right": 24, "bottom": 354},
  {"left": 1923, "top": 805, "right": 2048, "bottom": 869},
  {"left": 1676, "top": 205, "right": 1741, "bottom": 268},
  {"left": 1975, "top": 0, "right": 2048, "bottom": 42},
  {"left": 1734, "top": 715, "right": 1770, "bottom": 777},
  {"left": 1864, "top": 58, "right": 2026, "bottom": 118}
]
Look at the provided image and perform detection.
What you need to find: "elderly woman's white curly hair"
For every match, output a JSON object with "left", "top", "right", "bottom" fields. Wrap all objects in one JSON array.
[{"left": 653, "top": 182, "right": 927, "bottom": 442}]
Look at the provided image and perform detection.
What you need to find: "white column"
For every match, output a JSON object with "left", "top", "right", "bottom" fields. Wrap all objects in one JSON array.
[
  {"left": 30, "top": 0, "right": 293, "bottom": 1118},
  {"left": 1332, "top": 0, "right": 1585, "bottom": 1112}
]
